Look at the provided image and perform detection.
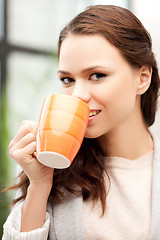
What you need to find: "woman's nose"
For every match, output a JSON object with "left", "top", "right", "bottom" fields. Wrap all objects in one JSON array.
[{"left": 71, "top": 81, "right": 90, "bottom": 103}]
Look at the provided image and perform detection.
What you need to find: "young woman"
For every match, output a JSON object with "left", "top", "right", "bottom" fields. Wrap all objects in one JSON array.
[{"left": 2, "top": 5, "right": 160, "bottom": 240}]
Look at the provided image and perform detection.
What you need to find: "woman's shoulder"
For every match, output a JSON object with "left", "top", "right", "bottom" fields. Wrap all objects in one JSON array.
[{"left": 150, "top": 129, "right": 160, "bottom": 157}]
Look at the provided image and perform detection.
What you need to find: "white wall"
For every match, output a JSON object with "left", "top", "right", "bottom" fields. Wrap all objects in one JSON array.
[{"left": 132, "top": 0, "right": 160, "bottom": 66}]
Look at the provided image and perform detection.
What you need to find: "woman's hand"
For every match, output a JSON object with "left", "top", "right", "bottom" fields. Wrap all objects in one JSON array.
[
  {"left": 9, "top": 120, "right": 54, "bottom": 190},
  {"left": 9, "top": 120, "right": 54, "bottom": 232}
]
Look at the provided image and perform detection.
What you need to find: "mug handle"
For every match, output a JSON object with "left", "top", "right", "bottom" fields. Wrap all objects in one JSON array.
[{"left": 32, "top": 152, "right": 37, "bottom": 158}]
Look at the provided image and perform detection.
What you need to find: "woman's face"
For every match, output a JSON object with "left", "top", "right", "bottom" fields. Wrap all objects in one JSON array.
[{"left": 58, "top": 34, "right": 142, "bottom": 139}]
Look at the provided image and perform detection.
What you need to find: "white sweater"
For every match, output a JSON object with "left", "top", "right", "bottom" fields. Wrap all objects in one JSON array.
[{"left": 83, "top": 151, "right": 153, "bottom": 240}]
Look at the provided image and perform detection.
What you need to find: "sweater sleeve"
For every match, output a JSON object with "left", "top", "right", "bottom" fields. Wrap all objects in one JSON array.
[{"left": 2, "top": 202, "right": 50, "bottom": 240}]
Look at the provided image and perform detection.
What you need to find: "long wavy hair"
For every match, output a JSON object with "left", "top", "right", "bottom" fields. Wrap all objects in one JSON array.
[{"left": 5, "top": 5, "right": 160, "bottom": 215}]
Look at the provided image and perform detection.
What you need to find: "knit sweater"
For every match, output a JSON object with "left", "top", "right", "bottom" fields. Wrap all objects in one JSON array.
[{"left": 83, "top": 151, "right": 153, "bottom": 240}]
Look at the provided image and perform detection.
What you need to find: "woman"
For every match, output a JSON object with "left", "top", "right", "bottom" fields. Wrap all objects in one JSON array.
[{"left": 2, "top": 5, "right": 160, "bottom": 240}]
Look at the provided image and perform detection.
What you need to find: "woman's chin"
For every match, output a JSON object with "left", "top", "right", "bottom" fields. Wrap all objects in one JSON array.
[{"left": 84, "top": 132, "right": 102, "bottom": 139}]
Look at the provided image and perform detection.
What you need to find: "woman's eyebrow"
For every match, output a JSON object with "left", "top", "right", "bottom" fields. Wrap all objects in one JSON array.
[
  {"left": 57, "top": 70, "right": 69, "bottom": 75},
  {"left": 81, "top": 65, "right": 105, "bottom": 73},
  {"left": 57, "top": 65, "right": 106, "bottom": 75}
]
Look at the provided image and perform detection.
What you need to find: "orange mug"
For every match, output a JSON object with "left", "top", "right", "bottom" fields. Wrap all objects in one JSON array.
[{"left": 36, "top": 94, "right": 89, "bottom": 169}]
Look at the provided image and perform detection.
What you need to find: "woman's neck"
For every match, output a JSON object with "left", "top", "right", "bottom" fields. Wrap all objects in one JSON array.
[{"left": 97, "top": 109, "right": 154, "bottom": 160}]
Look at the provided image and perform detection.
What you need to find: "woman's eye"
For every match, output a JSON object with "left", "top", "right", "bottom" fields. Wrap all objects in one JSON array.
[
  {"left": 89, "top": 73, "right": 106, "bottom": 81},
  {"left": 60, "top": 77, "right": 74, "bottom": 84}
]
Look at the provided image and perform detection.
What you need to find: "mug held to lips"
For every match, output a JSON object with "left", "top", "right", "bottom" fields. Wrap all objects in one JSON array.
[{"left": 36, "top": 94, "right": 89, "bottom": 169}]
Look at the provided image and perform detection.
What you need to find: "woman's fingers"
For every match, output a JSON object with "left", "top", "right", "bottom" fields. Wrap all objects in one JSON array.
[
  {"left": 9, "top": 132, "right": 36, "bottom": 157},
  {"left": 9, "top": 120, "right": 38, "bottom": 149},
  {"left": 10, "top": 141, "right": 37, "bottom": 169},
  {"left": 9, "top": 120, "right": 38, "bottom": 165},
  {"left": 8, "top": 120, "right": 54, "bottom": 188},
  {"left": 10, "top": 141, "right": 36, "bottom": 162}
]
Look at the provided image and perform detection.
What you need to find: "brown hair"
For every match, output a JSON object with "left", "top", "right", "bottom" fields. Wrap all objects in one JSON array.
[{"left": 5, "top": 5, "right": 160, "bottom": 215}]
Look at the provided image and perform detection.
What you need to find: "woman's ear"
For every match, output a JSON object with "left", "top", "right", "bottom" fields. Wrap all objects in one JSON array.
[{"left": 137, "top": 66, "right": 152, "bottom": 95}]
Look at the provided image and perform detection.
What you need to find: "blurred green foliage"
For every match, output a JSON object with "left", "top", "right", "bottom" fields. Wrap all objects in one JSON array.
[{"left": 0, "top": 87, "right": 11, "bottom": 238}]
